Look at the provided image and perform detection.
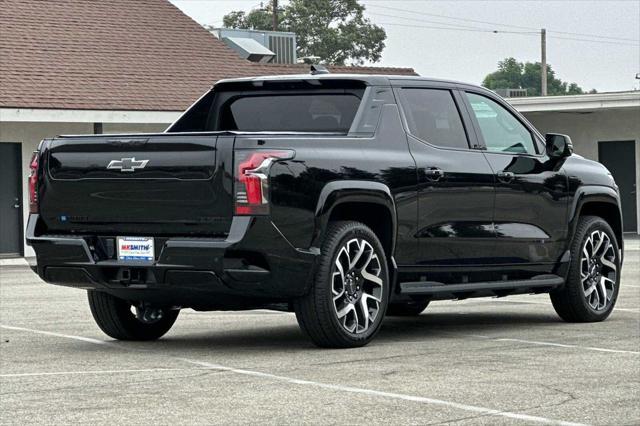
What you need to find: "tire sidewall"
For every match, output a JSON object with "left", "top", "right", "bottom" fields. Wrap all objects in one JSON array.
[
  {"left": 88, "top": 290, "right": 179, "bottom": 341},
  {"left": 320, "top": 223, "right": 389, "bottom": 345},
  {"left": 569, "top": 218, "right": 621, "bottom": 319}
]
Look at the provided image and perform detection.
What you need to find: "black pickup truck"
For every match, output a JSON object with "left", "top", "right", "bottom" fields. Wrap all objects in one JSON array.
[{"left": 27, "top": 73, "right": 624, "bottom": 348}]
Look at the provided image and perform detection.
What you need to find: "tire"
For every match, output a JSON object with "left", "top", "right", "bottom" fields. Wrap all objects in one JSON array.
[
  {"left": 550, "top": 216, "right": 621, "bottom": 322},
  {"left": 294, "top": 221, "right": 389, "bottom": 348},
  {"left": 387, "top": 300, "right": 430, "bottom": 316},
  {"left": 87, "top": 290, "right": 179, "bottom": 341}
]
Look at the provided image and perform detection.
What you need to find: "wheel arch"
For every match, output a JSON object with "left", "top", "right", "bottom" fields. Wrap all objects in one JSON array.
[
  {"left": 312, "top": 181, "right": 397, "bottom": 260},
  {"left": 569, "top": 186, "right": 623, "bottom": 250}
]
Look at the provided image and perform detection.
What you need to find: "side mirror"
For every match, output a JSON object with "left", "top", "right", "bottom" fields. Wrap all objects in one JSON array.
[{"left": 545, "top": 133, "right": 573, "bottom": 159}]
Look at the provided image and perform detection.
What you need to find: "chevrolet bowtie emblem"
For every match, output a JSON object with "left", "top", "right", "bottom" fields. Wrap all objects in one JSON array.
[{"left": 106, "top": 157, "right": 149, "bottom": 172}]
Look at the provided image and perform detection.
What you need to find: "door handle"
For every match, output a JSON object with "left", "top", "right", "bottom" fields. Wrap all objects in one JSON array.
[
  {"left": 425, "top": 168, "right": 445, "bottom": 181},
  {"left": 13, "top": 198, "right": 21, "bottom": 209},
  {"left": 497, "top": 171, "right": 515, "bottom": 183}
]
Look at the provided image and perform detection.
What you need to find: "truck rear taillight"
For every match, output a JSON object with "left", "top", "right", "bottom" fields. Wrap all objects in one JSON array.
[
  {"left": 234, "top": 150, "right": 294, "bottom": 215},
  {"left": 28, "top": 151, "right": 39, "bottom": 213}
]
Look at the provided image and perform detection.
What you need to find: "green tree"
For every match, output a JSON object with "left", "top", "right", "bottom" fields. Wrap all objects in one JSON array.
[
  {"left": 220, "top": 6, "right": 284, "bottom": 31},
  {"left": 219, "top": 0, "right": 386, "bottom": 65},
  {"left": 483, "top": 57, "right": 595, "bottom": 96}
]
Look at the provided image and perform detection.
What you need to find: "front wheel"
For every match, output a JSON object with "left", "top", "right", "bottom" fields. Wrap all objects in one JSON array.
[
  {"left": 550, "top": 216, "right": 621, "bottom": 322},
  {"left": 88, "top": 291, "right": 179, "bottom": 340},
  {"left": 294, "top": 221, "right": 389, "bottom": 348}
]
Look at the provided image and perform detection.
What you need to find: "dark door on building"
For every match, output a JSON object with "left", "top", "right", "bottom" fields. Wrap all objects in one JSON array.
[
  {"left": 0, "top": 143, "right": 24, "bottom": 257},
  {"left": 599, "top": 140, "right": 637, "bottom": 232}
]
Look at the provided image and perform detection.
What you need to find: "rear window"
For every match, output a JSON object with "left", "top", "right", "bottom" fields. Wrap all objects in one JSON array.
[
  {"left": 167, "top": 81, "right": 365, "bottom": 134},
  {"left": 220, "top": 94, "right": 360, "bottom": 132}
]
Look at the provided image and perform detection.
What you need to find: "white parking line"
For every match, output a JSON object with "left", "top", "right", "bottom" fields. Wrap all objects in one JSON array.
[
  {"left": 477, "top": 298, "right": 640, "bottom": 313},
  {"left": 0, "top": 367, "right": 203, "bottom": 378},
  {"left": 462, "top": 334, "right": 640, "bottom": 355},
  {"left": 391, "top": 333, "right": 640, "bottom": 355},
  {"left": 0, "top": 323, "right": 584, "bottom": 426},
  {"left": 0, "top": 324, "right": 112, "bottom": 346},
  {"left": 177, "top": 357, "right": 585, "bottom": 426}
]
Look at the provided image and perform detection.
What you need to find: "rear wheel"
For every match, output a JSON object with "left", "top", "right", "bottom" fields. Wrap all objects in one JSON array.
[
  {"left": 87, "top": 291, "right": 179, "bottom": 340},
  {"left": 387, "top": 300, "right": 430, "bottom": 316},
  {"left": 550, "top": 216, "right": 620, "bottom": 322},
  {"left": 294, "top": 221, "right": 389, "bottom": 348}
]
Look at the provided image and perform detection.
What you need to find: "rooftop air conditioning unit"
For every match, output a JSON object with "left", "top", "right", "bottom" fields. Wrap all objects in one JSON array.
[
  {"left": 495, "top": 88, "right": 528, "bottom": 98},
  {"left": 212, "top": 28, "right": 297, "bottom": 64},
  {"left": 267, "top": 33, "right": 296, "bottom": 64}
]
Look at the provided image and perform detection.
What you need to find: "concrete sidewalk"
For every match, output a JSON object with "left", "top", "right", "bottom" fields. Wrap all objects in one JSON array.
[{"left": 0, "top": 257, "right": 31, "bottom": 267}]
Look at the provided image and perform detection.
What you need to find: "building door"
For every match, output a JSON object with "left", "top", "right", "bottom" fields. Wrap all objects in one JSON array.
[
  {"left": 598, "top": 140, "right": 637, "bottom": 232},
  {"left": 0, "top": 143, "right": 24, "bottom": 257}
]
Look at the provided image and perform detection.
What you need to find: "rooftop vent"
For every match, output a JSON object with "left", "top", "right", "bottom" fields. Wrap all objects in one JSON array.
[{"left": 222, "top": 37, "right": 275, "bottom": 63}]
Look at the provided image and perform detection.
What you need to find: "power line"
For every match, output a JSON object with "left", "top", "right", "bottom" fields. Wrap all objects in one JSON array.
[
  {"left": 378, "top": 21, "right": 639, "bottom": 47},
  {"left": 368, "top": 4, "right": 639, "bottom": 43},
  {"left": 368, "top": 11, "right": 505, "bottom": 32},
  {"left": 378, "top": 22, "right": 498, "bottom": 34},
  {"left": 549, "top": 34, "right": 640, "bottom": 47},
  {"left": 551, "top": 28, "right": 640, "bottom": 43},
  {"left": 370, "top": 4, "right": 542, "bottom": 31},
  {"left": 379, "top": 21, "right": 540, "bottom": 35}
]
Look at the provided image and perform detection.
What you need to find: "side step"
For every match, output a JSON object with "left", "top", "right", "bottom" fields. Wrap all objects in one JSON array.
[{"left": 399, "top": 274, "right": 564, "bottom": 299}]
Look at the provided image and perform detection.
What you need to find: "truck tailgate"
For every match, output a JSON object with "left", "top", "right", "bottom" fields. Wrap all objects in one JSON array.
[{"left": 40, "top": 134, "right": 233, "bottom": 236}]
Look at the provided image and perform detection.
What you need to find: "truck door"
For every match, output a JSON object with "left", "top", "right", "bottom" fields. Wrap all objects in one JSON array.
[
  {"left": 395, "top": 85, "right": 496, "bottom": 267},
  {"left": 461, "top": 90, "right": 569, "bottom": 267}
]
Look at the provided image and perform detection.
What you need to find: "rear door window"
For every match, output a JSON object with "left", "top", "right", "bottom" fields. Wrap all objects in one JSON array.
[
  {"left": 399, "top": 88, "right": 470, "bottom": 149},
  {"left": 219, "top": 94, "right": 361, "bottom": 133}
]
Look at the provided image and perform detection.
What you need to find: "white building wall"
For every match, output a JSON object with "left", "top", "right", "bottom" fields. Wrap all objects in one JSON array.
[
  {"left": 522, "top": 109, "right": 640, "bottom": 233},
  {"left": 102, "top": 122, "right": 169, "bottom": 134},
  {"left": 0, "top": 121, "right": 169, "bottom": 257}
]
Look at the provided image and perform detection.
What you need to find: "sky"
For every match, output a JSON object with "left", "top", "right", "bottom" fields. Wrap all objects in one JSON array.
[{"left": 169, "top": 0, "right": 640, "bottom": 92}]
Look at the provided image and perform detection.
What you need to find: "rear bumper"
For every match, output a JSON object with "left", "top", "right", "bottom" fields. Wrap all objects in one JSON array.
[{"left": 26, "top": 214, "right": 317, "bottom": 306}]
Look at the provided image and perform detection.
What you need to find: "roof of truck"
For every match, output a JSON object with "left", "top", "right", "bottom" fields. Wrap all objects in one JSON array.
[{"left": 215, "top": 73, "right": 472, "bottom": 88}]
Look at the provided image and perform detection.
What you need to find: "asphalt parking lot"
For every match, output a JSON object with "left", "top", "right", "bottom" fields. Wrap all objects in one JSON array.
[{"left": 1, "top": 241, "right": 638, "bottom": 425}]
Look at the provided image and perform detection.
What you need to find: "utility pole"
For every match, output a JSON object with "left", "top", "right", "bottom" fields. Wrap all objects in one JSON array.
[
  {"left": 272, "top": 0, "right": 278, "bottom": 31},
  {"left": 541, "top": 28, "right": 547, "bottom": 96}
]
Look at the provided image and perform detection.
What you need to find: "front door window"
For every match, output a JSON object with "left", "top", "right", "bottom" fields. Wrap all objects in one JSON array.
[{"left": 465, "top": 92, "right": 537, "bottom": 155}]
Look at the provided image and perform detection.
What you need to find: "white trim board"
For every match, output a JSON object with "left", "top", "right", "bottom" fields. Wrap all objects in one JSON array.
[
  {"left": 508, "top": 91, "right": 640, "bottom": 113},
  {"left": 0, "top": 108, "right": 180, "bottom": 124}
]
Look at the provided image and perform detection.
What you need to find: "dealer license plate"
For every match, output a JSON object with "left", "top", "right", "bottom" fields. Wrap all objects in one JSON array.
[{"left": 117, "top": 237, "right": 154, "bottom": 262}]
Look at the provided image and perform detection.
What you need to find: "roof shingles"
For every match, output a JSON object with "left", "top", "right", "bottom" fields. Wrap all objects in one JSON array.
[{"left": 0, "top": 0, "right": 416, "bottom": 111}]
